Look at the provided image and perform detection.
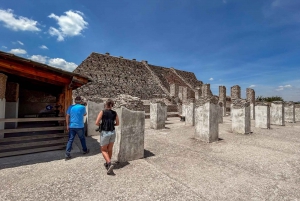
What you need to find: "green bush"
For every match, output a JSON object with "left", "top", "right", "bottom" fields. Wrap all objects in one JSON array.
[{"left": 256, "top": 96, "right": 284, "bottom": 102}]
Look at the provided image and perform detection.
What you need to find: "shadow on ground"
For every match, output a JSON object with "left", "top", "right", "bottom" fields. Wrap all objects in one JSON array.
[{"left": 0, "top": 136, "right": 100, "bottom": 170}]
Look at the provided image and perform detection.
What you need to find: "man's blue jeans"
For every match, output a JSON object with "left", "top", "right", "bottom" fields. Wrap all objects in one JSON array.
[{"left": 66, "top": 128, "right": 88, "bottom": 156}]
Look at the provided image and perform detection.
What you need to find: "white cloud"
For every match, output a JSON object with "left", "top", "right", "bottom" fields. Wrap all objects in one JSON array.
[
  {"left": 29, "top": 55, "right": 48, "bottom": 64},
  {"left": 9, "top": 48, "right": 27, "bottom": 55},
  {"left": 0, "top": 9, "right": 40, "bottom": 31},
  {"left": 48, "top": 58, "right": 77, "bottom": 71},
  {"left": 275, "top": 84, "right": 292, "bottom": 91},
  {"left": 48, "top": 10, "right": 88, "bottom": 41},
  {"left": 17, "top": 41, "right": 24, "bottom": 45},
  {"left": 39, "top": 45, "right": 48, "bottom": 50},
  {"left": 222, "top": 0, "right": 227, "bottom": 4},
  {"left": 249, "top": 85, "right": 256, "bottom": 88},
  {"left": 1, "top": 46, "right": 7, "bottom": 49},
  {"left": 209, "top": 78, "right": 214, "bottom": 81}
]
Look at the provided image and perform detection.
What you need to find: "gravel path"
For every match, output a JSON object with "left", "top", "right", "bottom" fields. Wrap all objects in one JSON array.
[{"left": 1, "top": 116, "right": 300, "bottom": 201}]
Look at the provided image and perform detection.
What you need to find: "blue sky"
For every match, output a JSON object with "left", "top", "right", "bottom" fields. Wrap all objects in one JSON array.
[{"left": 0, "top": 0, "right": 299, "bottom": 101}]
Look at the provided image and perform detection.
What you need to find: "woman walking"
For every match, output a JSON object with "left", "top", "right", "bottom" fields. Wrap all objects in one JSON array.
[{"left": 95, "top": 99, "right": 119, "bottom": 174}]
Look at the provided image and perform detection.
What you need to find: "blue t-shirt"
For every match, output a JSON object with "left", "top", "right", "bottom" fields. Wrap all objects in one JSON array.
[{"left": 67, "top": 104, "right": 86, "bottom": 128}]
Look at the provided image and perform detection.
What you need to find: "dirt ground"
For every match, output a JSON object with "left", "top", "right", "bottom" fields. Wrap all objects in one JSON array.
[{"left": 1, "top": 116, "right": 300, "bottom": 201}]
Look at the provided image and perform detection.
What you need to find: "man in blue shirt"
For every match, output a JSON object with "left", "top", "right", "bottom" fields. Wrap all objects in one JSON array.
[{"left": 65, "top": 96, "right": 89, "bottom": 160}]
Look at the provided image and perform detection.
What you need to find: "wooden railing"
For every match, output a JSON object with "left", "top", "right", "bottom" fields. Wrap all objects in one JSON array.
[{"left": 0, "top": 117, "right": 67, "bottom": 158}]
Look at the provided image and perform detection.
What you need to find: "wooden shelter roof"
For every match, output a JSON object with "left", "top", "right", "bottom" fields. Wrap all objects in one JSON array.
[{"left": 0, "top": 50, "right": 90, "bottom": 89}]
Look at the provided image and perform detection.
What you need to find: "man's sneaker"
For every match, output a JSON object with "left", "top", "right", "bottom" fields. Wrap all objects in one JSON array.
[
  {"left": 107, "top": 163, "right": 114, "bottom": 174},
  {"left": 104, "top": 163, "right": 108, "bottom": 170},
  {"left": 83, "top": 149, "right": 90, "bottom": 154},
  {"left": 65, "top": 154, "right": 71, "bottom": 160}
]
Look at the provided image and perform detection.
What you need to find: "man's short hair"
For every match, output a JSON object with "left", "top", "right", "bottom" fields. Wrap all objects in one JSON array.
[{"left": 75, "top": 96, "right": 83, "bottom": 104}]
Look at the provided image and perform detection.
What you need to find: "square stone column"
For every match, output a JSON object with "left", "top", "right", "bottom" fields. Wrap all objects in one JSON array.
[
  {"left": 270, "top": 101, "right": 285, "bottom": 126},
  {"left": 219, "top": 86, "right": 226, "bottom": 116},
  {"left": 113, "top": 107, "right": 145, "bottom": 162},
  {"left": 246, "top": 88, "right": 255, "bottom": 120},
  {"left": 218, "top": 102, "right": 223, "bottom": 123},
  {"left": 194, "top": 87, "right": 202, "bottom": 100},
  {"left": 295, "top": 104, "right": 300, "bottom": 122},
  {"left": 178, "top": 86, "right": 184, "bottom": 101},
  {"left": 255, "top": 104, "right": 270, "bottom": 129},
  {"left": 231, "top": 99, "right": 251, "bottom": 134},
  {"left": 194, "top": 96, "right": 219, "bottom": 143},
  {"left": 0, "top": 73, "right": 8, "bottom": 136},
  {"left": 87, "top": 101, "right": 105, "bottom": 136},
  {"left": 231, "top": 85, "right": 241, "bottom": 100},
  {"left": 163, "top": 104, "right": 167, "bottom": 121},
  {"left": 170, "top": 83, "right": 179, "bottom": 97},
  {"left": 150, "top": 102, "right": 165, "bottom": 129},
  {"left": 185, "top": 102, "right": 195, "bottom": 126},
  {"left": 181, "top": 103, "right": 187, "bottom": 117},
  {"left": 202, "top": 84, "right": 213, "bottom": 98},
  {"left": 284, "top": 102, "right": 295, "bottom": 123}
]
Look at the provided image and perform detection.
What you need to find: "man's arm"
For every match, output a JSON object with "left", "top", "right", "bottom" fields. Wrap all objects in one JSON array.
[{"left": 65, "top": 114, "right": 70, "bottom": 132}]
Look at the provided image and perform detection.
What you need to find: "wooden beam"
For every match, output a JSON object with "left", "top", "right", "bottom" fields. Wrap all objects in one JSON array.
[
  {"left": 0, "top": 145, "right": 65, "bottom": 158},
  {"left": 0, "top": 133, "right": 68, "bottom": 142},
  {"left": 0, "top": 59, "right": 71, "bottom": 85},
  {"left": 0, "top": 138, "right": 67, "bottom": 150},
  {"left": 0, "top": 117, "right": 65, "bottom": 123},
  {"left": 0, "top": 126, "right": 65, "bottom": 134}
]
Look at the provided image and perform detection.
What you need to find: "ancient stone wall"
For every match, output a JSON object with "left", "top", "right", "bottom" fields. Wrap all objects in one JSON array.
[
  {"left": 202, "top": 84, "right": 213, "bottom": 98},
  {"left": 74, "top": 53, "right": 165, "bottom": 100},
  {"left": 173, "top": 68, "right": 199, "bottom": 88},
  {"left": 73, "top": 53, "right": 200, "bottom": 101}
]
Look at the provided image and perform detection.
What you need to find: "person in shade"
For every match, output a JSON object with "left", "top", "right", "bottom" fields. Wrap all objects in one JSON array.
[
  {"left": 65, "top": 96, "right": 89, "bottom": 160},
  {"left": 95, "top": 99, "right": 119, "bottom": 174}
]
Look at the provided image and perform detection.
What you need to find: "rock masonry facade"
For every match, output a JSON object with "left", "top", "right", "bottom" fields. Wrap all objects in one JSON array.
[{"left": 73, "top": 52, "right": 202, "bottom": 102}]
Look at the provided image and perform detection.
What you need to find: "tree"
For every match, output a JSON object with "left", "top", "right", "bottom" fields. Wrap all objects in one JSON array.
[{"left": 256, "top": 96, "right": 284, "bottom": 102}]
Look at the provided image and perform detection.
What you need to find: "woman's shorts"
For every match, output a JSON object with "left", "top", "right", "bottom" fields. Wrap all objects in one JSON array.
[{"left": 100, "top": 130, "right": 116, "bottom": 146}]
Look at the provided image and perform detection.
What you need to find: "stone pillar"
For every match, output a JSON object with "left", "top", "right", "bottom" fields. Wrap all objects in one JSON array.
[
  {"left": 5, "top": 82, "right": 19, "bottom": 129},
  {"left": 185, "top": 102, "right": 195, "bottom": 126},
  {"left": 231, "top": 85, "right": 241, "bottom": 100},
  {"left": 284, "top": 102, "right": 295, "bottom": 123},
  {"left": 295, "top": 104, "right": 300, "bottom": 122},
  {"left": 218, "top": 102, "right": 223, "bottom": 123},
  {"left": 178, "top": 86, "right": 184, "bottom": 101},
  {"left": 113, "top": 107, "right": 145, "bottom": 162},
  {"left": 246, "top": 88, "right": 255, "bottom": 120},
  {"left": 231, "top": 99, "right": 251, "bottom": 134},
  {"left": 182, "top": 86, "right": 188, "bottom": 102},
  {"left": 163, "top": 104, "right": 167, "bottom": 121},
  {"left": 255, "top": 103, "right": 270, "bottom": 129},
  {"left": 170, "top": 83, "right": 179, "bottom": 97},
  {"left": 87, "top": 101, "right": 105, "bottom": 136},
  {"left": 219, "top": 86, "right": 226, "bottom": 116},
  {"left": 150, "top": 102, "right": 165, "bottom": 129},
  {"left": 270, "top": 101, "right": 285, "bottom": 126},
  {"left": 0, "top": 73, "right": 8, "bottom": 137},
  {"left": 194, "top": 87, "right": 202, "bottom": 100},
  {"left": 202, "top": 84, "right": 213, "bottom": 98},
  {"left": 181, "top": 103, "right": 187, "bottom": 117},
  {"left": 194, "top": 96, "right": 219, "bottom": 143}
]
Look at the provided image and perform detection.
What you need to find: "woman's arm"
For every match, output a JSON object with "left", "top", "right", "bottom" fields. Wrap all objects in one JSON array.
[
  {"left": 115, "top": 114, "right": 119, "bottom": 126},
  {"left": 95, "top": 110, "right": 103, "bottom": 126}
]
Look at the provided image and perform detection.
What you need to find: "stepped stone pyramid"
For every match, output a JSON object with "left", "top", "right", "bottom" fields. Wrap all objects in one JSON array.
[{"left": 73, "top": 52, "right": 203, "bottom": 101}]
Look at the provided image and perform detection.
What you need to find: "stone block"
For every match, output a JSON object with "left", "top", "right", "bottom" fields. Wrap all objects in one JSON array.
[
  {"left": 113, "top": 107, "right": 145, "bottom": 162},
  {"left": 284, "top": 102, "right": 295, "bottom": 123},
  {"left": 5, "top": 100, "right": 19, "bottom": 129},
  {"left": 295, "top": 104, "right": 300, "bottom": 122},
  {"left": 271, "top": 101, "right": 285, "bottom": 126},
  {"left": 195, "top": 102, "right": 219, "bottom": 143},
  {"left": 232, "top": 99, "right": 251, "bottom": 134},
  {"left": 218, "top": 103, "right": 223, "bottom": 124},
  {"left": 250, "top": 104, "right": 255, "bottom": 120},
  {"left": 150, "top": 103, "right": 165, "bottom": 129},
  {"left": 255, "top": 105, "right": 270, "bottom": 129},
  {"left": 185, "top": 103, "right": 195, "bottom": 126},
  {"left": 231, "top": 85, "right": 241, "bottom": 100},
  {"left": 178, "top": 86, "right": 184, "bottom": 101}
]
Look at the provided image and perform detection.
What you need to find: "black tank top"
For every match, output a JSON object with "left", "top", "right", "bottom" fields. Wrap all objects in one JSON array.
[{"left": 101, "top": 109, "right": 117, "bottom": 131}]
